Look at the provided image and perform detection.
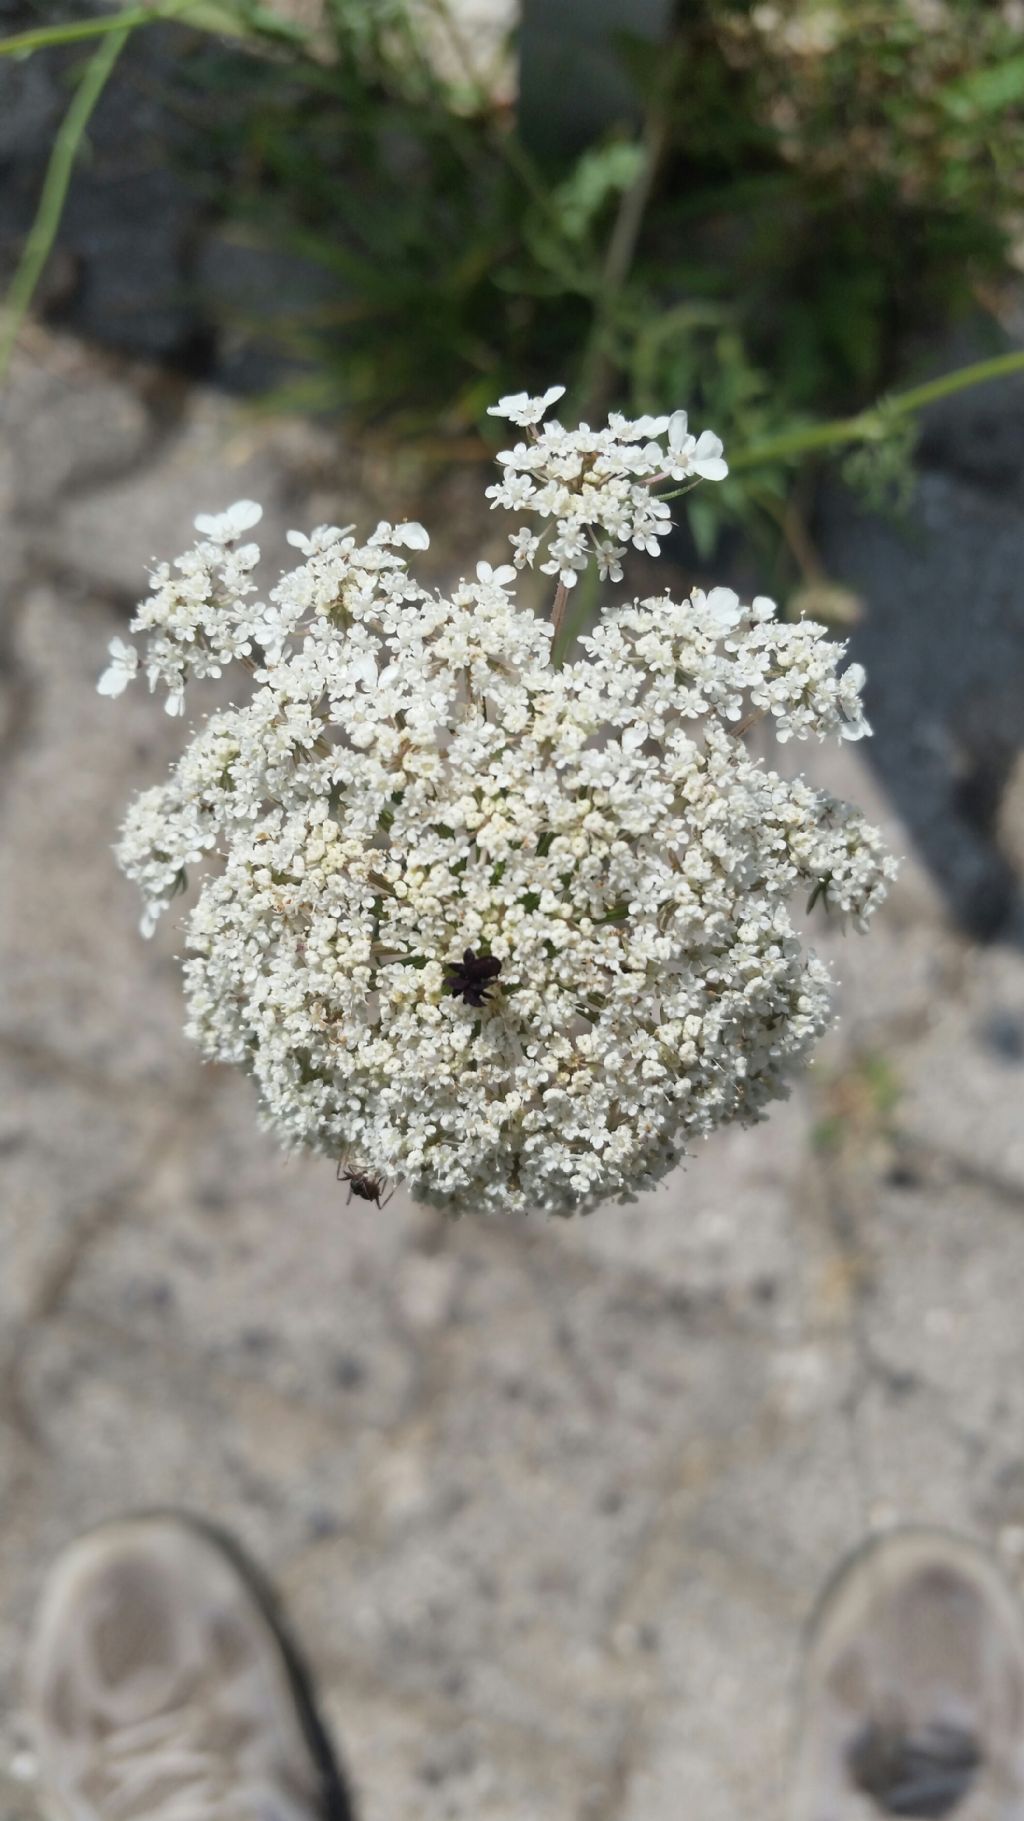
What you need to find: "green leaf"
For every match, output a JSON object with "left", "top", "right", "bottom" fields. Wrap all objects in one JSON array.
[
  {"left": 552, "top": 140, "right": 647, "bottom": 243},
  {"left": 939, "top": 55, "right": 1024, "bottom": 121}
]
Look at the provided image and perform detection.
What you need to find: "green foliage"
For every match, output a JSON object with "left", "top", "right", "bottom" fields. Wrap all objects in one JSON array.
[
  {"left": 180, "top": 0, "right": 1020, "bottom": 508},
  {"left": 4, "top": 0, "right": 1024, "bottom": 583},
  {"left": 537, "top": 142, "right": 648, "bottom": 252},
  {"left": 840, "top": 414, "right": 919, "bottom": 518},
  {"left": 0, "top": 20, "right": 130, "bottom": 382}
]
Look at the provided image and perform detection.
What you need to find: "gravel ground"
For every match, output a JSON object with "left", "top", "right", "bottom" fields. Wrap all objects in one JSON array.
[{"left": 1, "top": 327, "right": 1023, "bottom": 1821}]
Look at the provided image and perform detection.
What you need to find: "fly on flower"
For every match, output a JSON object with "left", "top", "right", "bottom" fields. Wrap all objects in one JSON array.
[
  {"left": 336, "top": 1160, "right": 394, "bottom": 1208},
  {"left": 443, "top": 949, "right": 503, "bottom": 1008},
  {"left": 98, "top": 394, "right": 894, "bottom": 1216}
]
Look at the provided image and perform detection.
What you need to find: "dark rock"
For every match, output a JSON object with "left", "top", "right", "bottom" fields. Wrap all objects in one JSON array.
[{"left": 818, "top": 468, "right": 1024, "bottom": 940}]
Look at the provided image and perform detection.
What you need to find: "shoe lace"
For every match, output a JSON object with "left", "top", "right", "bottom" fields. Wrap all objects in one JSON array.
[{"left": 100, "top": 1701, "right": 278, "bottom": 1821}]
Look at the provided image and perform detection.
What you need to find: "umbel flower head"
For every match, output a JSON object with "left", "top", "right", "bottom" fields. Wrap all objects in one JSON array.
[{"left": 101, "top": 389, "right": 894, "bottom": 1216}]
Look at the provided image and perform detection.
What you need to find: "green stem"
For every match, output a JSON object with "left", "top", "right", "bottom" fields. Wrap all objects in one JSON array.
[
  {"left": 0, "top": 24, "right": 130, "bottom": 383},
  {"left": 654, "top": 348, "right": 1024, "bottom": 499},
  {"left": 0, "top": 0, "right": 196, "bottom": 58},
  {"left": 575, "top": 122, "right": 668, "bottom": 419},
  {"left": 549, "top": 580, "right": 570, "bottom": 648},
  {"left": 726, "top": 414, "right": 873, "bottom": 473},
  {"left": 551, "top": 559, "right": 599, "bottom": 668},
  {"left": 728, "top": 349, "right": 1024, "bottom": 476},
  {"left": 883, "top": 349, "right": 1024, "bottom": 416},
  {"left": 573, "top": 38, "right": 685, "bottom": 423}
]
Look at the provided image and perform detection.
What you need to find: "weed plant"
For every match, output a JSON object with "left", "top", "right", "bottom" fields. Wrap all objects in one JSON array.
[{"left": 3, "top": 0, "right": 1024, "bottom": 594}]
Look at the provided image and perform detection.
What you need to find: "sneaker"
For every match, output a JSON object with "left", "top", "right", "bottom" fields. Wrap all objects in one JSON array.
[
  {"left": 792, "top": 1528, "right": 1024, "bottom": 1820},
  {"left": 26, "top": 1513, "right": 354, "bottom": 1821}
]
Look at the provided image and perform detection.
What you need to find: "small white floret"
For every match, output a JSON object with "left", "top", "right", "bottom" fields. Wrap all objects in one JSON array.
[
  {"left": 703, "top": 587, "right": 743, "bottom": 628},
  {"left": 693, "top": 430, "right": 729, "bottom": 481},
  {"left": 194, "top": 500, "right": 263, "bottom": 542},
  {"left": 97, "top": 636, "right": 138, "bottom": 698},
  {"left": 487, "top": 385, "right": 566, "bottom": 426},
  {"left": 476, "top": 561, "right": 517, "bottom": 587}
]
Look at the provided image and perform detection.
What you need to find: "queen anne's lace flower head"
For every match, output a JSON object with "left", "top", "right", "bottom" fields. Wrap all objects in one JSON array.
[{"left": 101, "top": 389, "right": 894, "bottom": 1216}]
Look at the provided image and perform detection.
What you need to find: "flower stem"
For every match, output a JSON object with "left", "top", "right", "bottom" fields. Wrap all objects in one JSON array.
[
  {"left": 550, "top": 581, "right": 570, "bottom": 644},
  {"left": 727, "top": 350, "right": 1024, "bottom": 476},
  {"left": 652, "top": 348, "right": 1024, "bottom": 502}
]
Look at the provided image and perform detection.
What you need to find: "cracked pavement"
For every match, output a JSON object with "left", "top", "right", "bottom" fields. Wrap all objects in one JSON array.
[{"left": 1, "top": 328, "right": 1024, "bottom": 1821}]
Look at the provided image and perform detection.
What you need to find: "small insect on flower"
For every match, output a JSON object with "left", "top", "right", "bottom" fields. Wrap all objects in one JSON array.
[
  {"left": 336, "top": 1160, "right": 394, "bottom": 1208},
  {"left": 443, "top": 948, "right": 503, "bottom": 1008}
]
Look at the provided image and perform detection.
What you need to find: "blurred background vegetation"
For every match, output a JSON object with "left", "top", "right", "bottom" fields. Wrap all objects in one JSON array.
[{"left": 3, "top": 0, "right": 1024, "bottom": 602}]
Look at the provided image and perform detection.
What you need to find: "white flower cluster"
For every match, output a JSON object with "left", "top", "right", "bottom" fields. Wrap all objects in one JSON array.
[
  {"left": 101, "top": 389, "right": 894, "bottom": 1216},
  {"left": 486, "top": 385, "right": 727, "bottom": 587}
]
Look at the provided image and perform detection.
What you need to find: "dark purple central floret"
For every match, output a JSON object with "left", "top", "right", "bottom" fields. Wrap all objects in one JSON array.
[{"left": 443, "top": 948, "right": 503, "bottom": 1008}]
